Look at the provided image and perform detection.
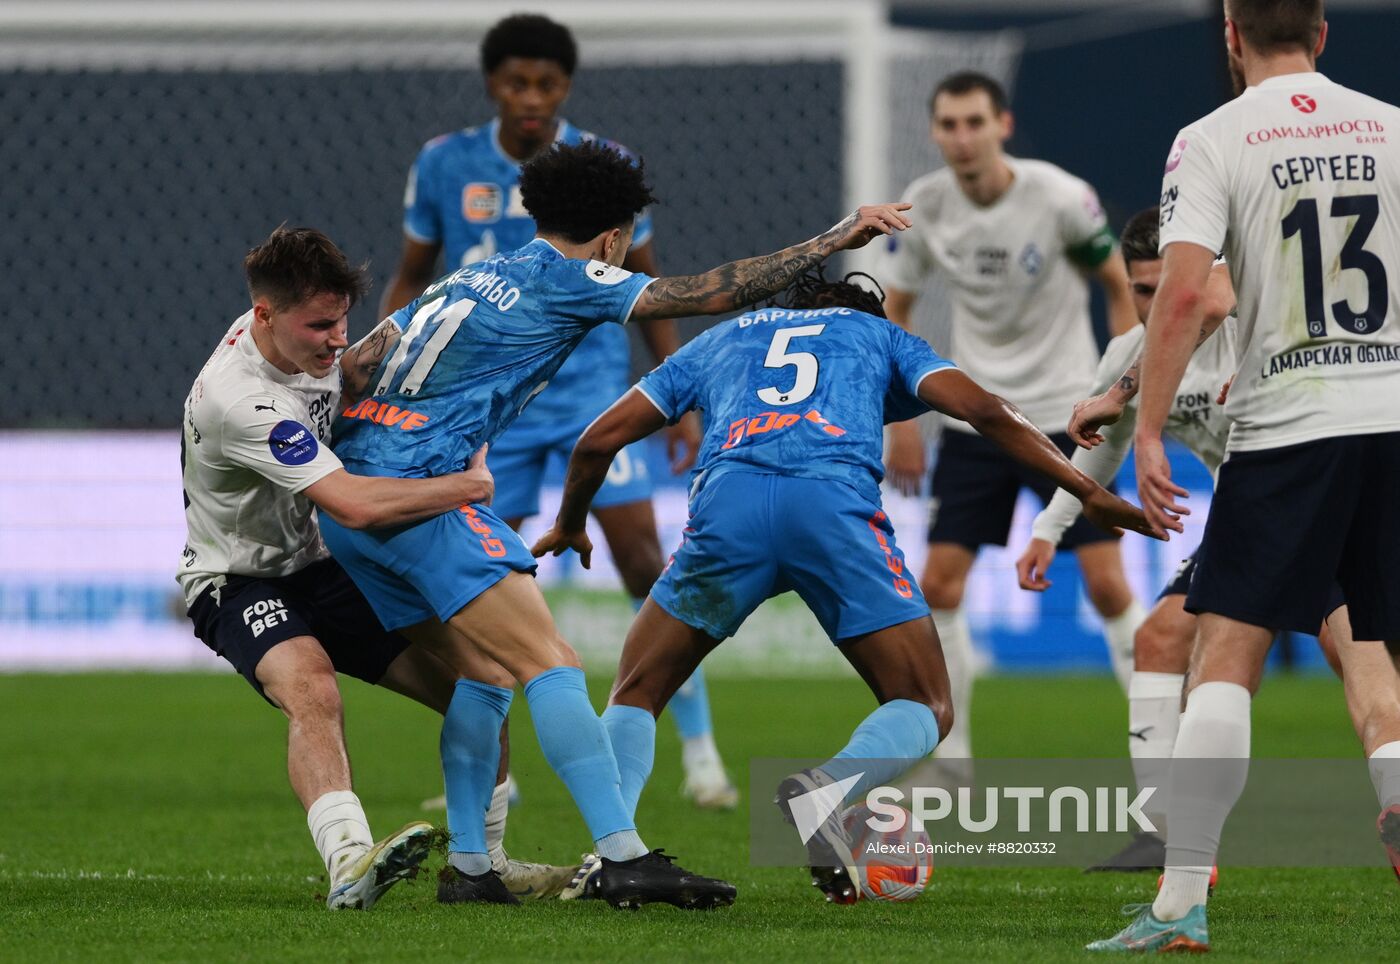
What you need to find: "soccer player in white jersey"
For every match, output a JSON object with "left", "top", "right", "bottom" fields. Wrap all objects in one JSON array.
[
  {"left": 1014, "top": 208, "right": 1237, "bottom": 874},
  {"left": 1087, "top": 0, "right": 1400, "bottom": 951},
  {"left": 880, "top": 71, "right": 1145, "bottom": 767},
  {"left": 180, "top": 227, "right": 571, "bottom": 908}
]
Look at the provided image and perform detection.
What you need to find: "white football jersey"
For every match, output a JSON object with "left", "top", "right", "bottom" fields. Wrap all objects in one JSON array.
[
  {"left": 1160, "top": 72, "right": 1400, "bottom": 452},
  {"left": 177, "top": 312, "right": 344, "bottom": 606},
  {"left": 1031, "top": 319, "right": 1237, "bottom": 546},
  {"left": 883, "top": 157, "right": 1113, "bottom": 432}
]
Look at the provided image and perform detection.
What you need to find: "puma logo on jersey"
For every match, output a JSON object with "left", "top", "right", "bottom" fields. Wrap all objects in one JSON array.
[{"left": 254, "top": 403, "right": 278, "bottom": 413}]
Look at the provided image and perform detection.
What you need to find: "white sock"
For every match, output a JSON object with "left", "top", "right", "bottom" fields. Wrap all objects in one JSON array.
[
  {"left": 1154, "top": 681, "right": 1251, "bottom": 921},
  {"left": 1102, "top": 600, "right": 1147, "bottom": 695},
  {"left": 1369, "top": 741, "right": 1400, "bottom": 809},
  {"left": 1129, "top": 671, "right": 1185, "bottom": 837},
  {"left": 486, "top": 779, "right": 510, "bottom": 873},
  {"left": 307, "top": 790, "right": 374, "bottom": 884},
  {"left": 683, "top": 732, "right": 721, "bottom": 771},
  {"left": 931, "top": 607, "right": 974, "bottom": 760}
]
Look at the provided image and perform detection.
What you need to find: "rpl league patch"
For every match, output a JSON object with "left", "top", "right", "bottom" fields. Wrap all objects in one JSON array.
[
  {"left": 463, "top": 183, "right": 503, "bottom": 223},
  {"left": 268, "top": 420, "right": 319, "bottom": 466}
]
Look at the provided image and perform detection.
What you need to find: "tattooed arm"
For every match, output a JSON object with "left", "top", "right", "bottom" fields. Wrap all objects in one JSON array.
[
  {"left": 1067, "top": 261, "right": 1235, "bottom": 449},
  {"left": 628, "top": 203, "right": 912, "bottom": 322},
  {"left": 338, "top": 318, "right": 403, "bottom": 408}
]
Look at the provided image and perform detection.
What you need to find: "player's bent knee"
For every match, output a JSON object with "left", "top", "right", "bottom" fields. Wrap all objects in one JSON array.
[
  {"left": 1134, "top": 615, "right": 1188, "bottom": 671},
  {"left": 921, "top": 578, "right": 965, "bottom": 611},
  {"left": 269, "top": 667, "right": 343, "bottom": 723},
  {"left": 931, "top": 701, "right": 955, "bottom": 746}
]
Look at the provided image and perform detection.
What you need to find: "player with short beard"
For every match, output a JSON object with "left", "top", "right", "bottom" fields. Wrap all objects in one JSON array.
[
  {"left": 380, "top": 13, "right": 735, "bottom": 809},
  {"left": 1086, "top": 0, "right": 1400, "bottom": 951}
]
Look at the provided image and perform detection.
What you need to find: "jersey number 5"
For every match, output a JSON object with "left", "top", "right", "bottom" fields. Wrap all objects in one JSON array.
[
  {"left": 757, "top": 324, "right": 825, "bottom": 405},
  {"left": 1281, "top": 194, "right": 1388, "bottom": 337}
]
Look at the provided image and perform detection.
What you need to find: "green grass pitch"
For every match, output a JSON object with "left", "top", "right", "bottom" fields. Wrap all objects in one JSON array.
[{"left": 1, "top": 670, "right": 1392, "bottom": 961}]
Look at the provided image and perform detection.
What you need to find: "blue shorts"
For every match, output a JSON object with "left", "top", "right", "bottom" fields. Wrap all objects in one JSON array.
[
  {"left": 320, "top": 499, "right": 537, "bottom": 632},
  {"left": 651, "top": 471, "right": 930, "bottom": 643},
  {"left": 490, "top": 407, "right": 652, "bottom": 521}
]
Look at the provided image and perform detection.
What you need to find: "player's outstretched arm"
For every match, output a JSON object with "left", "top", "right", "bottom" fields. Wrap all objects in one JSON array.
[
  {"left": 338, "top": 318, "right": 404, "bottom": 408},
  {"left": 530, "top": 390, "right": 668, "bottom": 568},
  {"left": 1068, "top": 260, "right": 1235, "bottom": 449},
  {"left": 304, "top": 445, "right": 493, "bottom": 530},
  {"left": 1134, "top": 242, "right": 1218, "bottom": 533},
  {"left": 625, "top": 241, "right": 702, "bottom": 472},
  {"left": 629, "top": 204, "right": 912, "bottom": 322},
  {"left": 917, "top": 369, "right": 1167, "bottom": 539}
]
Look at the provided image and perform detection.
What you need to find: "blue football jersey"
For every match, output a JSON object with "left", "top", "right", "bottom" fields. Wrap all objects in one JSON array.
[
  {"left": 637, "top": 307, "right": 955, "bottom": 503},
  {"left": 403, "top": 119, "right": 654, "bottom": 422},
  {"left": 332, "top": 239, "right": 653, "bottom": 477}
]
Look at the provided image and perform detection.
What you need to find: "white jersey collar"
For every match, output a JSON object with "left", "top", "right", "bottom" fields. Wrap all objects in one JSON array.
[{"left": 1252, "top": 71, "right": 1330, "bottom": 91}]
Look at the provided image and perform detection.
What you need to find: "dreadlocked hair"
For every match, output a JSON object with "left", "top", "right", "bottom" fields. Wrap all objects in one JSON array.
[{"left": 774, "top": 265, "right": 887, "bottom": 317}]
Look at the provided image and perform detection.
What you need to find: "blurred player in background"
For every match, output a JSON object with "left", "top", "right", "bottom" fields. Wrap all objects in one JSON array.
[
  {"left": 179, "top": 227, "right": 571, "bottom": 908},
  {"left": 531, "top": 268, "right": 1157, "bottom": 904},
  {"left": 1015, "top": 208, "right": 1237, "bottom": 873},
  {"left": 880, "top": 71, "right": 1145, "bottom": 770},
  {"left": 381, "top": 12, "right": 733, "bottom": 810},
  {"left": 1088, "top": 0, "right": 1400, "bottom": 951},
  {"left": 326, "top": 140, "right": 912, "bottom": 906}
]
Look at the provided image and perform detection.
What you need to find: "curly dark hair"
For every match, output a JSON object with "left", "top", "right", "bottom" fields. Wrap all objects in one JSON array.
[
  {"left": 775, "top": 266, "right": 887, "bottom": 318},
  {"left": 519, "top": 141, "right": 657, "bottom": 244},
  {"left": 481, "top": 14, "right": 578, "bottom": 76},
  {"left": 243, "top": 226, "right": 369, "bottom": 311},
  {"left": 1119, "top": 207, "right": 1161, "bottom": 267}
]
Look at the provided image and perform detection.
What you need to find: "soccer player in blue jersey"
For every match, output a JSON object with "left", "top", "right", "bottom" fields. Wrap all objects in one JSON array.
[
  {"left": 381, "top": 13, "right": 733, "bottom": 808},
  {"left": 323, "top": 139, "right": 913, "bottom": 907},
  {"left": 531, "top": 269, "right": 1157, "bottom": 903}
]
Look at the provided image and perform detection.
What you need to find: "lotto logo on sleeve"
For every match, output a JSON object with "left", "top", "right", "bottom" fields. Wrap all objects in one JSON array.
[
  {"left": 268, "top": 420, "right": 319, "bottom": 466},
  {"left": 585, "top": 260, "right": 633, "bottom": 286}
]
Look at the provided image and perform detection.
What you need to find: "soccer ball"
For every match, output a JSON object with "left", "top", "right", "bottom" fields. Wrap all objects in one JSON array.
[{"left": 841, "top": 804, "right": 934, "bottom": 902}]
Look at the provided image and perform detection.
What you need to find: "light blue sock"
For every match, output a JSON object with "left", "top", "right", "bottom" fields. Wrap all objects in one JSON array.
[
  {"left": 523, "top": 666, "right": 640, "bottom": 845},
  {"left": 441, "top": 679, "right": 513, "bottom": 860},
  {"left": 820, "top": 699, "right": 940, "bottom": 803},
  {"left": 629, "top": 596, "right": 715, "bottom": 743},
  {"left": 603, "top": 703, "right": 657, "bottom": 818},
  {"left": 668, "top": 665, "right": 714, "bottom": 741}
]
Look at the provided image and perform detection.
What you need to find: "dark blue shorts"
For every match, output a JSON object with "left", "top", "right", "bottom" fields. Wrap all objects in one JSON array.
[
  {"left": 927, "top": 428, "right": 1118, "bottom": 549},
  {"left": 651, "top": 471, "right": 930, "bottom": 642},
  {"left": 1158, "top": 549, "right": 1198, "bottom": 601},
  {"left": 186, "top": 556, "right": 409, "bottom": 704},
  {"left": 1185, "top": 432, "right": 1400, "bottom": 640},
  {"left": 320, "top": 499, "right": 537, "bottom": 632}
]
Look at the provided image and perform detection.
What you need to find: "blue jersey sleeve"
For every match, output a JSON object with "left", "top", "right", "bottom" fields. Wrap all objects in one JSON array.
[
  {"left": 402, "top": 142, "right": 443, "bottom": 244},
  {"left": 542, "top": 258, "right": 655, "bottom": 328},
  {"left": 636, "top": 335, "right": 707, "bottom": 422},
  {"left": 884, "top": 325, "right": 955, "bottom": 423}
]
